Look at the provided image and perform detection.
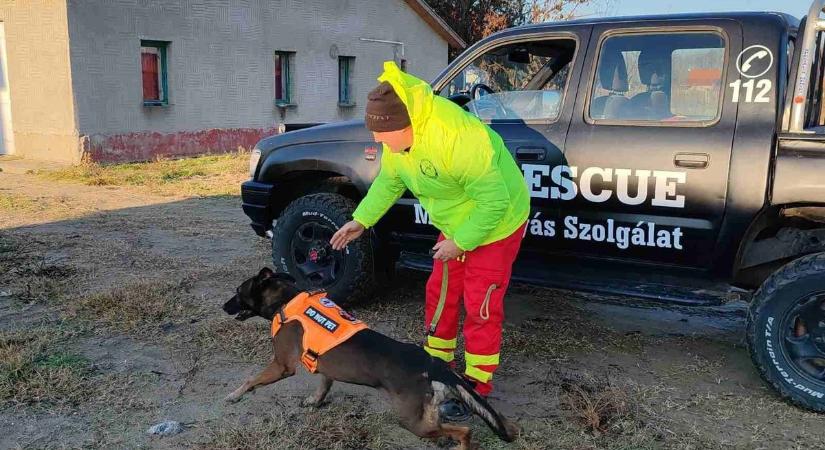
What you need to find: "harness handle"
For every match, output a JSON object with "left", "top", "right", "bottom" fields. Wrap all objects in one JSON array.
[
  {"left": 480, "top": 284, "right": 497, "bottom": 321},
  {"left": 428, "top": 259, "right": 449, "bottom": 335}
]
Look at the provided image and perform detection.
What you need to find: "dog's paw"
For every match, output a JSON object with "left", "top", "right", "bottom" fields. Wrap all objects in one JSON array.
[{"left": 300, "top": 396, "right": 321, "bottom": 408}]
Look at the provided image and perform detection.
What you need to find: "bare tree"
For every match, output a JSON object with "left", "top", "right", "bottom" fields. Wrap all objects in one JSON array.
[
  {"left": 526, "top": 0, "right": 591, "bottom": 22},
  {"left": 426, "top": 0, "right": 601, "bottom": 59},
  {"left": 425, "top": 0, "right": 525, "bottom": 58}
]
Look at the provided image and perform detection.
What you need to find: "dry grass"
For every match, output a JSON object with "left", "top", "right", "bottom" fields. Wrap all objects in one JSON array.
[
  {"left": 475, "top": 416, "right": 669, "bottom": 450},
  {"left": 562, "top": 381, "right": 630, "bottom": 433},
  {"left": 468, "top": 368, "right": 672, "bottom": 450},
  {"left": 201, "top": 397, "right": 403, "bottom": 450},
  {"left": 4, "top": 168, "right": 825, "bottom": 448},
  {"left": 0, "top": 327, "right": 92, "bottom": 408},
  {"left": 0, "top": 193, "right": 39, "bottom": 211},
  {"left": 503, "top": 289, "right": 647, "bottom": 363},
  {"left": 36, "top": 149, "right": 250, "bottom": 197},
  {"left": 0, "top": 193, "right": 94, "bottom": 227},
  {"left": 64, "top": 281, "right": 201, "bottom": 333},
  {"left": 195, "top": 318, "right": 272, "bottom": 363},
  {"left": 0, "top": 233, "right": 76, "bottom": 304}
]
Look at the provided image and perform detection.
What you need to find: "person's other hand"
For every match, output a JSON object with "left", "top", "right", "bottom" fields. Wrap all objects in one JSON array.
[
  {"left": 330, "top": 220, "right": 365, "bottom": 250},
  {"left": 432, "top": 239, "right": 464, "bottom": 262}
]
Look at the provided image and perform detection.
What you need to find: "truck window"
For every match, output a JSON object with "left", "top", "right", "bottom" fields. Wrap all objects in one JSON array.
[
  {"left": 440, "top": 39, "right": 576, "bottom": 122},
  {"left": 589, "top": 31, "right": 725, "bottom": 125}
]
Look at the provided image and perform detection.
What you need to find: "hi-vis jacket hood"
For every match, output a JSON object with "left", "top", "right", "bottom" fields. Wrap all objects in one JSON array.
[{"left": 352, "top": 61, "right": 529, "bottom": 251}]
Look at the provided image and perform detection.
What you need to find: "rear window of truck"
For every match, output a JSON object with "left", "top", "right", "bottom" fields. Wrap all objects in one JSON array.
[{"left": 589, "top": 31, "right": 726, "bottom": 125}]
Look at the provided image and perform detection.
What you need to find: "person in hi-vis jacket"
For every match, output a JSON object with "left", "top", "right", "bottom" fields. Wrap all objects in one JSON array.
[{"left": 331, "top": 61, "right": 529, "bottom": 421}]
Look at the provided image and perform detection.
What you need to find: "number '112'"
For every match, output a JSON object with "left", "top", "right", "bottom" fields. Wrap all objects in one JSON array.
[{"left": 730, "top": 79, "right": 772, "bottom": 103}]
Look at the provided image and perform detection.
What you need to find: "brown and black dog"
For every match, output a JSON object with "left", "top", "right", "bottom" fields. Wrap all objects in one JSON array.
[{"left": 222, "top": 267, "right": 519, "bottom": 450}]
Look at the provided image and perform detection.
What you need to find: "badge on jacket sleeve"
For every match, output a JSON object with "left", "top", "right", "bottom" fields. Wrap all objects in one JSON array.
[{"left": 420, "top": 159, "right": 438, "bottom": 178}]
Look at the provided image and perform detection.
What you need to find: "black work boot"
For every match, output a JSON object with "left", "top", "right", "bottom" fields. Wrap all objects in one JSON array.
[{"left": 438, "top": 398, "right": 472, "bottom": 422}]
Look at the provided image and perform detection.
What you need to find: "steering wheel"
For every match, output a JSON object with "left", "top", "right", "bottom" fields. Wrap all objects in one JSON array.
[
  {"left": 468, "top": 83, "right": 509, "bottom": 119},
  {"left": 470, "top": 83, "right": 494, "bottom": 99}
]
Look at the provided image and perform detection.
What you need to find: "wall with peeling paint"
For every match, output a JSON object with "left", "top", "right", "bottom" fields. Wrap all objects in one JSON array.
[
  {"left": 0, "top": 0, "right": 80, "bottom": 163},
  {"left": 64, "top": 0, "right": 449, "bottom": 162}
]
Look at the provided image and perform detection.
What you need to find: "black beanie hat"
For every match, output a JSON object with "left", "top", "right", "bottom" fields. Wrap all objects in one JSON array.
[{"left": 365, "top": 82, "right": 411, "bottom": 132}]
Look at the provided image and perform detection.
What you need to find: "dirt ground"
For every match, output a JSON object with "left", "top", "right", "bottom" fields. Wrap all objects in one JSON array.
[{"left": 1, "top": 161, "right": 824, "bottom": 450}]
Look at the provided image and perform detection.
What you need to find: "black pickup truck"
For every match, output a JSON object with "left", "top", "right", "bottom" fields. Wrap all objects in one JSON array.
[{"left": 242, "top": 3, "right": 825, "bottom": 412}]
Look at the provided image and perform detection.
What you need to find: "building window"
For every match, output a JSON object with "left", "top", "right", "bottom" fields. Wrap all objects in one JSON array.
[
  {"left": 274, "top": 51, "right": 294, "bottom": 106},
  {"left": 141, "top": 40, "right": 169, "bottom": 106},
  {"left": 339, "top": 56, "right": 355, "bottom": 106}
]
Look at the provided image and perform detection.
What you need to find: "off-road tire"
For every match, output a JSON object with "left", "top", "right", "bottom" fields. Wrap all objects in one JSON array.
[
  {"left": 271, "top": 193, "right": 375, "bottom": 305},
  {"left": 746, "top": 252, "right": 825, "bottom": 412}
]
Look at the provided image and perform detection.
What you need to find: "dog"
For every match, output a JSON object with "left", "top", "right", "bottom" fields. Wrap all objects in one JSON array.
[{"left": 222, "top": 267, "right": 519, "bottom": 450}]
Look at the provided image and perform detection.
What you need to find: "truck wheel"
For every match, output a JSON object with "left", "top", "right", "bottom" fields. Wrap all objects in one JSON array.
[
  {"left": 271, "top": 193, "right": 375, "bottom": 304},
  {"left": 746, "top": 252, "right": 825, "bottom": 412}
]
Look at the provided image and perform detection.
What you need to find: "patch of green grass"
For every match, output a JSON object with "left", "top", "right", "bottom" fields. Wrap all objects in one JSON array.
[
  {"left": 0, "top": 328, "right": 92, "bottom": 407},
  {"left": 34, "top": 352, "right": 89, "bottom": 369},
  {"left": 36, "top": 149, "right": 250, "bottom": 197}
]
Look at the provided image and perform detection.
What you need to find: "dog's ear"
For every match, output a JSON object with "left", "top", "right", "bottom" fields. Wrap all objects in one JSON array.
[
  {"left": 257, "top": 267, "right": 295, "bottom": 284},
  {"left": 271, "top": 272, "right": 296, "bottom": 283},
  {"left": 257, "top": 267, "right": 275, "bottom": 280}
]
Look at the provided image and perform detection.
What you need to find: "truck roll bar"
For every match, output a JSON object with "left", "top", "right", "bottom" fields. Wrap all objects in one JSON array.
[{"left": 790, "top": 0, "right": 825, "bottom": 132}]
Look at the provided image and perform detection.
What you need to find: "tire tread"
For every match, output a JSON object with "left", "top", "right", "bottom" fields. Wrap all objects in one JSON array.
[
  {"left": 272, "top": 193, "right": 375, "bottom": 305},
  {"left": 746, "top": 252, "right": 825, "bottom": 412}
]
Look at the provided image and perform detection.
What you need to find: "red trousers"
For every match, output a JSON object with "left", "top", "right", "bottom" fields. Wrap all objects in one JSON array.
[{"left": 424, "top": 223, "right": 526, "bottom": 396}]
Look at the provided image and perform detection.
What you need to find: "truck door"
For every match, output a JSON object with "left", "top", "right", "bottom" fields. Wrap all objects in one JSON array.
[
  {"left": 562, "top": 22, "right": 743, "bottom": 269},
  {"left": 385, "top": 28, "right": 592, "bottom": 259}
]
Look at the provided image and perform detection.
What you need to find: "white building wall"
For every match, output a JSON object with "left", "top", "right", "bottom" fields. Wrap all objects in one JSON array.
[{"left": 67, "top": 0, "right": 450, "bottom": 136}]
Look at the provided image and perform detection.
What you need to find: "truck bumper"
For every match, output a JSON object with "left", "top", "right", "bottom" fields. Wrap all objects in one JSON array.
[{"left": 241, "top": 180, "right": 275, "bottom": 237}]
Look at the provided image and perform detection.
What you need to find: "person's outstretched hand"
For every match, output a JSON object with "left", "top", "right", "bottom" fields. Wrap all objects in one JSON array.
[
  {"left": 432, "top": 239, "right": 464, "bottom": 262},
  {"left": 330, "top": 220, "right": 365, "bottom": 250}
]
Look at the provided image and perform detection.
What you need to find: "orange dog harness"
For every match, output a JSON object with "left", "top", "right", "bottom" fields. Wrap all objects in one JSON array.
[{"left": 271, "top": 291, "right": 368, "bottom": 373}]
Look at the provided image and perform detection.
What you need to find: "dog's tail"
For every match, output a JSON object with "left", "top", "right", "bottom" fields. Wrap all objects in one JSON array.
[{"left": 433, "top": 366, "right": 519, "bottom": 442}]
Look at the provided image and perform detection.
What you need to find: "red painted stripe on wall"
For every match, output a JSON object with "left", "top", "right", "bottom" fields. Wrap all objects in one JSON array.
[{"left": 83, "top": 127, "right": 279, "bottom": 163}]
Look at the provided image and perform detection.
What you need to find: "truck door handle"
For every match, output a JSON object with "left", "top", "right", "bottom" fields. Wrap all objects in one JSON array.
[
  {"left": 674, "top": 153, "right": 709, "bottom": 169},
  {"left": 515, "top": 147, "right": 546, "bottom": 161}
]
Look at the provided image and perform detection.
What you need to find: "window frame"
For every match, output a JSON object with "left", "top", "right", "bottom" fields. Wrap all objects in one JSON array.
[
  {"left": 274, "top": 51, "right": 295, "bottom": 107},
  {"left": 584, "top": 27, "right": 730, "bottom": 128},
  {"left": 140, "top": 40, "right": 169, "bottom": 107},
  {"left": 433, "top": 32, "right": 580, "bottom": 125},
  {"left": 338, "top": 56, "right": 355, "bottom": 107}
]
